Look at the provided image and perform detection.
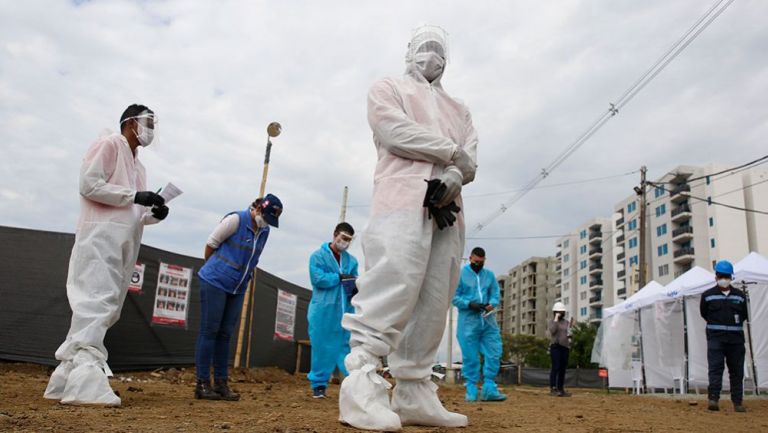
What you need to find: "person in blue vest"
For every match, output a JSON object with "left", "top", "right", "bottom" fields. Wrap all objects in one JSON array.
[
  {"left": 307, "top": 222, "right": 359, "bottom": 398},
  {"left": 194, "top": 194, "right": 283, "bottom": 401},
  {"left": 452, "top": 247, "right": 507, "bottom": 402},
  {"left": 700, "top": 259, "right": 748, "bottom": 413}
]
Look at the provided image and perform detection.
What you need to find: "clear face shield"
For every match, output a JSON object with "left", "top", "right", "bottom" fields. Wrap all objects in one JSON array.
[{"left": 121, "top": 111, "right": 159, "bottom": 148}]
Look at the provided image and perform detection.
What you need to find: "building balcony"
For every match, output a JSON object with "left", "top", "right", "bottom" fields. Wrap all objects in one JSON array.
[
  {"left": 673, "top": 247, "right": 695, "bottom": 264},
  {"left": 589, "top": 279, "right": 604, "bottom": 289},
  {"left": 616, "top": 217, "right": 625, "bottom": 227},
  {"left": 589, "top": 232, "right": 602, "bottom": 244},
  {"left": 671, "top": 204, "right": 692, "bottom": 222},
  {"left": 670, "top": 184, "right": 691, "bottom": 204},
  {"left": 556, "top": 251, "right": 562, "bottom": 258},
  {"left": 589, "top": 247, "right": 603, "bottom": 257},
  {"left": 616, "top": 234, "right": 625, "bottom": 244},
  {"left": 617, "top": 251, "right": 626, "bottom": 261},
  {"left": 617, "top": 269, "right": 626, "bottom": 279},
  {"left": 589, "top": 295, "right": 602, "bottom": 305},
  {"left": 617, "top": 288, "right": 627, "bottom": 296},
  {"left": 589, "top": 264, "right": 603, "bottom": 275},
  {"left": 672, "top": 225, "right": 694, "bottom": 243}
]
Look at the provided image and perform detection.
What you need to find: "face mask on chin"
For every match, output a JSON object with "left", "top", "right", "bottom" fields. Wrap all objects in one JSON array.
[
  {"left": 413, "top": 52, "right": 445, "bottom": 82},
  {"left": 253, "top": 213, "right": 267, "bottom": 229}
]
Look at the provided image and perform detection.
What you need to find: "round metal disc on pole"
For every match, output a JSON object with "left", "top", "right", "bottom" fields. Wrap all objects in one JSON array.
[{"left": 267, "top": 122, "right": 282, "bottom": 138}]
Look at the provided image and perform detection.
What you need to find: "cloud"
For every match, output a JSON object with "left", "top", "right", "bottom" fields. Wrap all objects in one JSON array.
[{"left": 1, "top": 0, "right": 766, "bottom": 286}]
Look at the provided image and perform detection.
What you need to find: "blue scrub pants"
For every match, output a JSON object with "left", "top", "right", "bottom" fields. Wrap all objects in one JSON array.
[
  {"left": 195, "top": 280, "right": 245, "bottom": 381},
  {"left": 458, "top": 321, "right": 502, "bottom": 385}
]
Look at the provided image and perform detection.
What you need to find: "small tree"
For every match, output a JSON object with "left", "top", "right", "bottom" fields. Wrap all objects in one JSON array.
[
  {"left": 568, "top": 322, "right": 599, "bottom": 369},
  {"left": 502, "top": 333, "right": 550, "bottom": 383}
]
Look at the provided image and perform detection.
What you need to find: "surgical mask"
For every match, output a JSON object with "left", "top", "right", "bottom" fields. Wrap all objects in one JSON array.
[
  {"left": 470, "top": 262, "right": 484, "bottom": 273},
  {"left": 334, "top": 239, "right": 350, "bottom": 252},
  {"left": 254, "top": 214, "right": 267, "bottom": 228},
  {"left": 135, "top": 123, "right": 155, "bottom": 147},
  {"left": 717, "top": 278, "right": 731, "bottom": 289},
  {"left": 413, "top": 52, "right": 445, "bottom": 82}
]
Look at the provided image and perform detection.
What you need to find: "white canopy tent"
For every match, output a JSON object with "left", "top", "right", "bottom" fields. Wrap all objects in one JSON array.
[{"left": 734, "top": 252, "right": 768, "bottom": 389}]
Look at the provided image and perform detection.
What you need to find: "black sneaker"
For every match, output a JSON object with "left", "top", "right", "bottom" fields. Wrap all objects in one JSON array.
[
  {"left": 557, "top": 390, "right": 572, "bottom": 397},
  {"left": 734, "top": 403, "right": 746, "bottom": 413},
  {"left": 549, "top": 388, "right": 559, "bottom": 396},
  {"left": 312, "top": 386, "right": 327, "bottom": 399},
  {"left": 707, "top": 400, "right": 719, "bottom": 411}
]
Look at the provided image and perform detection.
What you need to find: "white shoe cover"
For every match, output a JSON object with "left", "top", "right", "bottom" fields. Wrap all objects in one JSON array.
[
  {"left": 43, "top": 361, "right": 74, "bottom": 400},
  {"left": 60, "top": 352, "right": 120, "bottom": 406},
  {"left": 339, "top": 362, "right": 401, "bottom": 431},
  {"left": 391, "top": 379, "right": 468, "bottom": 427}
]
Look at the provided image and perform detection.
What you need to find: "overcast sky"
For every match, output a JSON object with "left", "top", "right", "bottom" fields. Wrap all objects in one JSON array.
[{"left": 1, "top": 0, "right": 766, "bottom": 288}]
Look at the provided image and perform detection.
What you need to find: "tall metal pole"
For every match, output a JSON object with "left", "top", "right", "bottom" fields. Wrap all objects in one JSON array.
[
  {"left": 235, "top": 123, "right": 281, "bottom": 368},
  {"left": 446, "top": 307, "right": 455, "bottom": 384},
  {"left": 339, "top": 186, "right": 349, "bottom": 222},
  {"left": 638, "top": 166, "right": 648, "bottom": 288}
]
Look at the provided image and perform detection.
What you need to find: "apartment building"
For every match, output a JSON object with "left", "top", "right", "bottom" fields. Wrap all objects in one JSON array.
[
  {"left": 612, "top": 164, "right": 768, "bottom": 301},
  {"left": 497, "top": 256, "right": 558, "bottom": 338}
]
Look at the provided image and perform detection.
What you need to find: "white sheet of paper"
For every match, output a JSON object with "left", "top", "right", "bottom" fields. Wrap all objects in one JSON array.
[{"left": 159, "top": 182, "right": 183, "bottom": 203}]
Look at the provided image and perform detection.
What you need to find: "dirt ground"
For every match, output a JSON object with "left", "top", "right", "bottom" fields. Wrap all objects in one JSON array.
[{"left": 1, "top": 363, "right": 766, "bottom": 433}]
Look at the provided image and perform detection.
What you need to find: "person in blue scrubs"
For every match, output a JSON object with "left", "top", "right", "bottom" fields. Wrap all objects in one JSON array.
[
  {"left": 453, "top": 247, "right": 507, "bottom": 402},
  {"left": 307, "top": 222, "right": 359, "bottom": 398},
  {"left": 194, "top": 194, "right": 282, "bottom": 401}
]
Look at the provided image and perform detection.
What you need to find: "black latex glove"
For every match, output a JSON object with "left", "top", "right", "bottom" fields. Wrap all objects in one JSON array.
[
  {"left": 151, "top": 205, "right": 169, "bottom": 221},
  {"left": 135, "top": 191, "right": 165, "bottom": 207},
  {"left": 469, "top": 302, "right": 485, "bottom": 312},
  {"left": 340, "top": 273, "right": 355, "bottom": 281},
  {"left": 423, "top": 179, "right": 461, "bottom": 230}
]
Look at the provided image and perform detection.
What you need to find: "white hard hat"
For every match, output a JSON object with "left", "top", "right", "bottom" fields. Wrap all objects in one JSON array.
[{"left": 552, "top": 302, "right": 566, "bottom": 312}]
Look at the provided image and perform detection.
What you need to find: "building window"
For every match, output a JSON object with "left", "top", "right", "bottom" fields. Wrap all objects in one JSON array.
[
  {"left": 627, "top": 201, "right": 637, "bottom": 213},
  {"left": 711, "top": 238, "right": 716, "bottom": 248},
  {"left": 658, "top": 264, "right": 669, "bottom": 277},
  {"left": 580, "top": 307, "right": 587, "bottom": 316},
  {"left": 707, "top": 196, "right": 712, "bottom": 206},
  {"left": 563, "top": 254, "right": 570, "bottom": 262},
  {"left": 580, "top": 230, "right": 587, "bottom": 240},
  {"left": 709, "top": 217, "right": 714, "bottom": 227},
  {"left": 657, "top": 243, "right": 668, "bottom": 256},
  {"left": 580, "top": 245, "right": 587, "bottom": 254},
  {"left": 580, "top": 276, "right": 587, "bottom": 285},
  {"left": 629, "top": 255, "right": 638, "bottom": 266},
  {"left": 563, "top": 268, "right": 570, "bottom": 277},
  {"left": 580, "top": 260, "right": 587, "bottom": 270},
  {"left": 580, "top": 292, "right": 587, "bottom": 300},
  {"left": 564, "top": 240, "right": 569, "bottom": 248},
  {"left": 655, "top": 186, "right": 664, "bottom": 198},
  {"left": 656, "top": 224, "right": 667, "bottom": 236},
  {"left": 563, "top": 282, "right": 569, "bottom": 290},
  {"left": 655, "top": 204, "right": 666, "bottom": 217},
  {"left": 628, "top": 237, "right": 638, "bottom": 249},
  {"left": 628, "top": 219, "right": 637, "bottom": 231}
]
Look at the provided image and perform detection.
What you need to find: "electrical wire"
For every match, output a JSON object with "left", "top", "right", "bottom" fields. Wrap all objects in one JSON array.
[{"left": 471, "top": 0, "right": 736, "bottom": 233}]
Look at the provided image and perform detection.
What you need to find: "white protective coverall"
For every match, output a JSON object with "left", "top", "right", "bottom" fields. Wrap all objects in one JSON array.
[
  {"left": 340, "top": 26, "right": 478, "bottom": 430},
  {"left": 44, "top": 132, "right": 160, "bottom": 406}
]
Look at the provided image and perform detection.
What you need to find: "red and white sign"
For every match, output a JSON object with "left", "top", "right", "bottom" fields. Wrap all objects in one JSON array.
[
  {"left": 274, "top": 289, "right": 297, "bottom": 341},
  {"left": 151, "top": 262, "right": 192, "bottom": 328},
  {"left": 128, "top": 263, "right": 146, "bottom": 293}
]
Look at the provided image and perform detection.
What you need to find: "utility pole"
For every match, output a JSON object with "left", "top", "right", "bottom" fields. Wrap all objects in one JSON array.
[
  {"left": 339, "top": 186, "right": 349, "bottom": 222},
  {"left": 637, "top": 166, "right": 648, "bottom": 288}
]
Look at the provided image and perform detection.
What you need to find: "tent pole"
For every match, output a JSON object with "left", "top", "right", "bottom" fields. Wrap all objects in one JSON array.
[
  {"left": 682, "top": 297, "right": 689, "bottom": 394},
  {"left": 743, "top": 284, "right": 759, "bottom": 395},
  {"left": 637, "top": 310, "right": 648, "bottom": 393}
]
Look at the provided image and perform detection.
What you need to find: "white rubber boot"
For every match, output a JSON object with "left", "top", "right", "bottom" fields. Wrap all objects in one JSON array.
[
  {"left": 391, "top": 378, "right": 468, "bottom": 427},
  {"left": 43, "top": 361, "right": 74, "bottom": 400},
  {"left": 339, "top": 347, "right": 401, "bottom": 431}
]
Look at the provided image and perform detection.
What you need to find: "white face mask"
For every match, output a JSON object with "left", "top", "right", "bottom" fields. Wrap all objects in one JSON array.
[
  {"left": 254, "top": 214, "right": 267, "bottom": 228},
  {"left": 136, "top": 123, "right": 155, "bottom": 147},
  {"left": 717, "top": 278, "right": 731, "bottom": 289},
  {"left": 413, "top": 52, "right": 445, "bottom": 82},
  {"left": 334, "top": 239, "right": 350, "bottom": 252}
]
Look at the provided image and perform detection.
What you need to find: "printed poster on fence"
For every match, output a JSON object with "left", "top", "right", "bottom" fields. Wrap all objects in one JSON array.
[
  {"left": 151, "top": 262, "right": 192, "bottom": 328},
  {"left": 274, "top": 289, "right": 297, "bottom": 341},
  {"left": 128, "top": 263, "right": 145, "bottom": 293}
]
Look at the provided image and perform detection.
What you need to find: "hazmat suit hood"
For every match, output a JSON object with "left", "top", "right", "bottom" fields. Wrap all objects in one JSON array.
[{"left": 404, "top": 25, "right": 448, "bottom": 87}]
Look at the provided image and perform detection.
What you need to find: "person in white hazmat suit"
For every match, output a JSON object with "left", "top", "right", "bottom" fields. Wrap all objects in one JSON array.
[
  {"left": 44, "top": 104, "right": 170, "bottom": 406},
  {"left": 339, "top": 25, "right": 478, "bottom": 430}
]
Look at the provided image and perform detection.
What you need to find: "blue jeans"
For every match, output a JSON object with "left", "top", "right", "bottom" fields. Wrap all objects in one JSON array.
[
  {"left": 195, "top": 279, "right": 245, "bottom": 381},
  {"left": 550, "top": 344, "right": 569, "bottom": 390}
]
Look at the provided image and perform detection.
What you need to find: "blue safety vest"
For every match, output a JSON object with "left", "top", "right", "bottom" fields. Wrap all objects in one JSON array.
[{"left": 198, "top": 209, "right": 270, "bottom": 294}]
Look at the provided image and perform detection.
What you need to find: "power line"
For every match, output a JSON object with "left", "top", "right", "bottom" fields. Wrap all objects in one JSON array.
[
  {"left": 650, "top": 181, "right": 768, "bottom": 216},
  {"left": 654, "top": 153, "right": 768, "bottom": 185},
  {"left": 466, "top": 234, "right": 572, "bottom": 241},
  {"left": 471, "top": 0, "right": 736, "bottom": 233}
]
